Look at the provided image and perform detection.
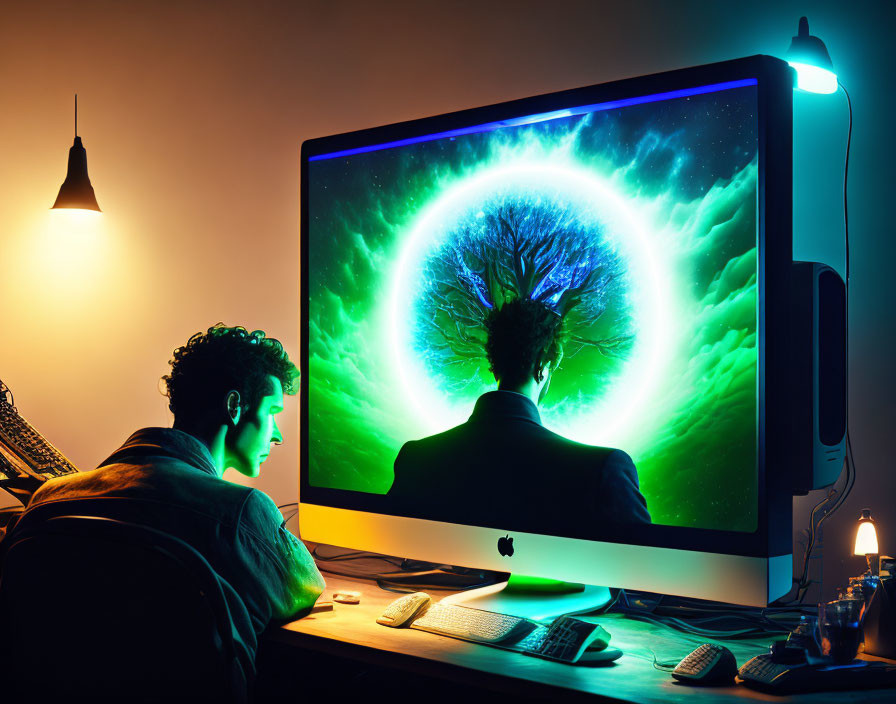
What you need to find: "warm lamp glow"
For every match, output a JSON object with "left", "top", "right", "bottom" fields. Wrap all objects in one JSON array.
[
  {"left": 854, "top": 509, "right": 879, "bottom": 556},
  {"left": 41, "top": 209, "right": 105, "bottom": 278}
]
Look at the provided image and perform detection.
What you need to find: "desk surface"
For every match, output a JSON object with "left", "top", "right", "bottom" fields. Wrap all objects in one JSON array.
[{"left": 270, "top": 574, "right": 896, "bottom": 703}]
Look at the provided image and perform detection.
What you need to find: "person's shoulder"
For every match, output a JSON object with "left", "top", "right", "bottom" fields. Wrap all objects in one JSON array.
[
  {"left": 236, "top": 488, "right": 287, "bottom": 533},
  {"left": 28, "top": 468, "right": 104, "bottom": 505},
  {"left": 537, "top": 428, "right": 629, "bottom": 462},
  {"left": 397, "top": 422, "right": 468, "bottom": 457},
  {"left": 601, "top": 448, "right": 638, "bottom": 477}
]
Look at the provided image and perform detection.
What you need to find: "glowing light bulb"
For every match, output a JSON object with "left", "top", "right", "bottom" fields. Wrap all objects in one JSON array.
[
  {"left": 854, "top": 509, "right": 879, "bottom": 556},
  {"left": 785, "top": 17, "right": 838, "bottom": 95},
  {"left": 787, "top": 62, "right": 838, "bottom": 94}
]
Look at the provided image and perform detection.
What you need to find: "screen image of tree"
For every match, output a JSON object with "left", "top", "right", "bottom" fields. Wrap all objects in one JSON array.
[{"left": 308, "top": 83, "right": 759, "bottom": 532}]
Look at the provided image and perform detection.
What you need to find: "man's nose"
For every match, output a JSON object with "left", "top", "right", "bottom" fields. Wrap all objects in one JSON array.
[{"left": 272, "top": 425, "right": 283, "bottom": 444}]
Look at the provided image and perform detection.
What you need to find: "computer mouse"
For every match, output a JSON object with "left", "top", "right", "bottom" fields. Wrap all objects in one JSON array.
[
  {"left": 671, "top": 643, "right": 738, "bottom": 685},
  {"left": 376, "top": 592, "right": 432, "bottom": 627}
]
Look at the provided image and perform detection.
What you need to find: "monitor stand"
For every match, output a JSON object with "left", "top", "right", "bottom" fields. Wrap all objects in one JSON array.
[{"left": 441, "top": 574, "right": 611, "bottom": 622}]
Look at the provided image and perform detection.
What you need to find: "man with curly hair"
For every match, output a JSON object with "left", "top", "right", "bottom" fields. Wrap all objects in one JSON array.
[
  {"left": 389, "top": 298, "right": 650, "bottom": 535},
  {"left": 3, "top": 324, "right": 324, "bottom": 695}
]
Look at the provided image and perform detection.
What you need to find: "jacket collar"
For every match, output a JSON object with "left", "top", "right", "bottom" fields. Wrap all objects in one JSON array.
[
  {"left": 468, "top": 390, "right": 542, "bottom": 426},
  {"left": 97, "top": 427, "right": 219, "bottom": 477}
]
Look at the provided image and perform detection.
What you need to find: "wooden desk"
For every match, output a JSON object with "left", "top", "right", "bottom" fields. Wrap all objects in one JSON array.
[{"left": 267, "top": 574, "right": 896, "bottom": 702}]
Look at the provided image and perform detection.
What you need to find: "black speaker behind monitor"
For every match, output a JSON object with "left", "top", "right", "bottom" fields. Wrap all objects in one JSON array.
[{"left": 790, "top": 261, "right": 847, "bottom": 495}]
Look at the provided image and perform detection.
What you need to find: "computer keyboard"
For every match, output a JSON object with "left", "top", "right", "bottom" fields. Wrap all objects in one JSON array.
[
  {"left": 515, "top": 616, "right": 612, "bottom": 663},
  {"left": 739, "top": 653, "right": 896, "bottom": 694},
  {"left": 0, "top": 379, "right": 79, "bottom": 503},
  {"left": 410, "top": 602, "right": 535, "bottom": 644},
  {"left": 381, "top": 594, "right": 622, "bottom": 665}
]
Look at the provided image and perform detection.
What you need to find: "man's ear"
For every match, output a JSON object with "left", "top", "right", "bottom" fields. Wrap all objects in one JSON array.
[
  {"left": 537, "top": 363, "right": 554, "bottom": 404},
  {"left": 225, "top": 390, "right": 242, "bottom": 426}
]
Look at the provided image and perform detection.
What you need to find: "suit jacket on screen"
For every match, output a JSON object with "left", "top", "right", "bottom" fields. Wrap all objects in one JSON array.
[{"left": 389, "top": 391, "right": 651, "bottom": 537}]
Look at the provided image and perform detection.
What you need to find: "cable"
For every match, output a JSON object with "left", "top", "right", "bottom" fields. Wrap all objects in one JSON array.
[
  {"left": 650, "top": 648, "right": 683, "bottom": 672},
  {"left": 310, "top": 543, "right": 502, "bottom": 594},
  {"left": 788, "top": 459, "right": 850, "bottom": 602},
  {"left": 312, "top": 544, "right": 405, "bottom": 568},
  {"left": 840, "top": 83, "right": 852, "bottom": 286},
  {"left": 610, "top": 589, "right": 815, "bottom": 639},
  {"left": 595, "top": 588, "right": 623, "bottom": 614},
  {"left": 777, "top": 83, "right": 855, "bottom": 607},
  {"left": 799, "top": 433, "right": 856, "bottom": 602},
  {"left": 617, "top": 611, "right": 783, "bottom": 640},
  {"left": 275, "top": 510, "right": 490, "bottom": 591}
]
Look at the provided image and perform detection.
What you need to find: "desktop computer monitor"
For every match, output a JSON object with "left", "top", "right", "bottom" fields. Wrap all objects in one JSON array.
[{"left": 300, "top": 55, "right": 798, "bottom": 609}]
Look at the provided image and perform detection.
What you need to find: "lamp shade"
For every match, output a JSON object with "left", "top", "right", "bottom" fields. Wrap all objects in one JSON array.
[
  {"left": 786, "top": 16, "right": 838, "bottom": 94},
  {"left": 52, "top": 136, "right": 101, "bottom": 212},
  {"left": 855, "top": 509, "right": 879, "bottom": 556}
]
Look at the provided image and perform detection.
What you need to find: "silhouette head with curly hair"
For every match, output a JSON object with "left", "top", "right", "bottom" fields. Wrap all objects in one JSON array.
[{"left": 484, "top": 297, "right": 565, "bottom": 404}]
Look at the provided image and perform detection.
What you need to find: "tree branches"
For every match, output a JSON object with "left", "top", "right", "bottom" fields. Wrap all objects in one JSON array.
[{"left": 417, "top": 200, "right": 634, "bottom": 366}]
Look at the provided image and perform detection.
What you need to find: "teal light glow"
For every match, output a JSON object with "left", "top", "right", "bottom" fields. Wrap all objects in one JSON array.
[
  {"left": 788, "top": 61, "right": 838, "bottom": 94},
  {"left": 389, "top": 161, "right": 675, "bottom": 449}
]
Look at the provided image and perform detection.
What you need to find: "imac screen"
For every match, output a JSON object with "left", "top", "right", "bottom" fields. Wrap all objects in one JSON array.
[{"left": 307, "top": 80, "right": 759, "bottom": 533}]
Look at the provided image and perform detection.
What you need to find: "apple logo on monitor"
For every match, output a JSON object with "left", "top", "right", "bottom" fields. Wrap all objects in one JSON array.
[{"left": 497, "top": 534, "right": 514, "bottom": 557}]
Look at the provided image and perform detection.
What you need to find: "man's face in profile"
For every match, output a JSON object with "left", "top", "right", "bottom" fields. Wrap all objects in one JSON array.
[{"left": 227, "top": 374, "right": 284, "bottom": 478}]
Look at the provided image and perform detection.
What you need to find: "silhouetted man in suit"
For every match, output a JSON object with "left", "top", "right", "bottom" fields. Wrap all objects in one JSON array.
[{"left": 389, "top": 298, "right": 650, "bottom": 536}]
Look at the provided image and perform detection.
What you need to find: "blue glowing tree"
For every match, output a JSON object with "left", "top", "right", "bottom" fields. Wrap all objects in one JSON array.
[{"left": 418, "top": 200, "right": 634, "bottom": 371}]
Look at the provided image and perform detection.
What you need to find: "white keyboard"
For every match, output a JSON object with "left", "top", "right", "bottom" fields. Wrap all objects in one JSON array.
[{"left": 410, "top": 602, "right": 535, "bottom": 643}]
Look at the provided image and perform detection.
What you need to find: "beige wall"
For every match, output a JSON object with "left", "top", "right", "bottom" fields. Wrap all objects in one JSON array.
[{"left": 1, "top": 0, "right": 893, "bottom": 599}]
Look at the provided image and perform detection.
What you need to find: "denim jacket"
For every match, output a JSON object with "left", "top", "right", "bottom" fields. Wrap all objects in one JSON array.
[{"left": 3, "top": 427, "right": 324, "bottom": 681}]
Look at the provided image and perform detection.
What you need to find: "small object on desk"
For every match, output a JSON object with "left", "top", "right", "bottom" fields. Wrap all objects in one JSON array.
[
  {"left": 814, "top": 598, "right": 864, "bottom": 664},
  {"left": 739, "top": 653, "right": 896, "bottom": 694},
  {"left": 309, "top": 601, "right": 334, "bottom": 614},
  {"left": 785, "top": 616, "right": 821, "bottom": 658},
  {"left": 376, "top": 592, "right": 432, "bottom": 627},
  {"left": 769, "top": 639, "right": 809, "bottom": 664},
  {"left": 332, "top": 590, "right": 361, "bottom": 604},
  {"left": 863, "top": 577, "right": 896, "bottom": 659},
  {"left": 671, "top": 643, "right": 737, "bottom": 686}
]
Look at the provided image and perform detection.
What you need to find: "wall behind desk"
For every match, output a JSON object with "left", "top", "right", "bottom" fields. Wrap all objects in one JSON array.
[{"left": 0, "top": 0, "right": 892, "bottom": 599}]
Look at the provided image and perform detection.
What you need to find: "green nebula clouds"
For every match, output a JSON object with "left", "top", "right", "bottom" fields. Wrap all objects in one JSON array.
[{"left": 308, "top": 86, "right": 758, "bottom": 531}]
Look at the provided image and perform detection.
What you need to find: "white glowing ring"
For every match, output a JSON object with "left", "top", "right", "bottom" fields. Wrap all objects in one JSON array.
[{"left": 389, "top": 161, "right": 669, "bottom": 448}]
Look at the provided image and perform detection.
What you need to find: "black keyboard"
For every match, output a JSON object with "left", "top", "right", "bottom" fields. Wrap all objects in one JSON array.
[
  {"left": 0, "top": 379, "right": 79, "bottom": 504},
  {"left": 739, "top": 653, "right": 896, "bottom": 694},
  {"left": 515, "top": 616, "right": 611, "bottom": 663}
]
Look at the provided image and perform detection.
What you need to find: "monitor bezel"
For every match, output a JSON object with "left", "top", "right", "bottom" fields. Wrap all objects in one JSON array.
[{"left": 300, "top": 55, "right": 794, "bottom": 563}]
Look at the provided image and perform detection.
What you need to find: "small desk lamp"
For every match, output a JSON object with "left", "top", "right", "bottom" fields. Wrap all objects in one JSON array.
[
  {"left": 786, "top": 16, "right": 838, "bottom": 94},
  {"left": 855, "top": 509, "right": 879, "bottom": 575},
  {"left": 52, "top": 95, "right": 101, "bottom": 212}
]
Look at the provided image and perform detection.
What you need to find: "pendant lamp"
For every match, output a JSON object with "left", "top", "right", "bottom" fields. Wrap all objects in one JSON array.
[
  {"left": 52, "top": 95, "right": 101, "bottom": 212},
  {"left": 786, "top": 17, "right": 838, "bottom": 94}
]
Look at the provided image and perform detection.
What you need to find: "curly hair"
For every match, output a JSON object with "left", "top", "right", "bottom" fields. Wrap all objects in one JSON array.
[
  {"left": 484, "top": 298, "right": 565, "bottom": 388},
  {"left": 162, "top": 324, "right": 299, "bottom": 421}
]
